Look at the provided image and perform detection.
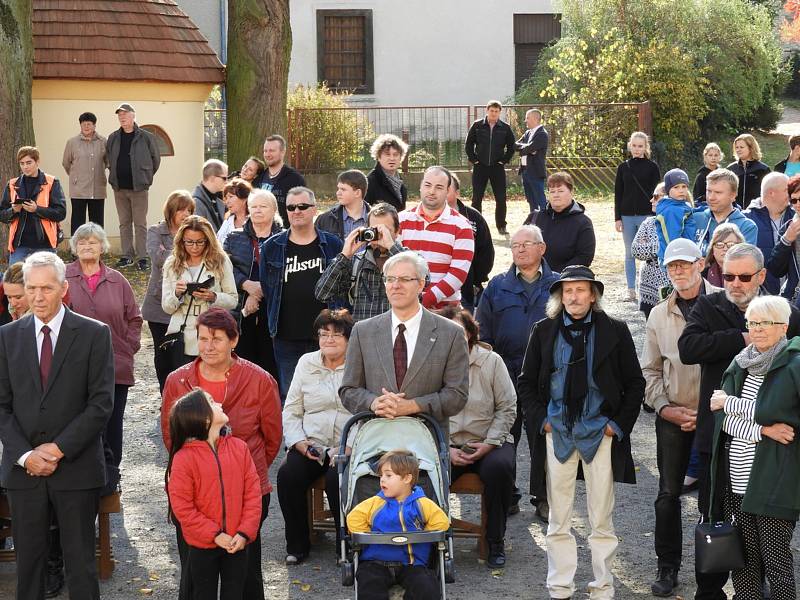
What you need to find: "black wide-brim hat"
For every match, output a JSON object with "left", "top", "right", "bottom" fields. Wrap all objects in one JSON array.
[{"left": 549, "top": 265, "right": 605, "bottom": 295}]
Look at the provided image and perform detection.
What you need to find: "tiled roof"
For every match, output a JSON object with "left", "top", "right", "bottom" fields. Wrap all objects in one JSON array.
[{"left": 33, "top": 0, "right": 225, "bottom": 83}]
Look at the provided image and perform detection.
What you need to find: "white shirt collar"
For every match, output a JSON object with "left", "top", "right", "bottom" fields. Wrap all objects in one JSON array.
[
  {"left": 34, "top": 304, "right": 66, "bottom": 337},
  {"left": 391, "top": 305, "right": 423, "bottom": 333}
]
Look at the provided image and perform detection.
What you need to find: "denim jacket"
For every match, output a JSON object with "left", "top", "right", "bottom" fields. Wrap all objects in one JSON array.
[{"left": 259, "top": 228, "right": 343, "bottom": 337}]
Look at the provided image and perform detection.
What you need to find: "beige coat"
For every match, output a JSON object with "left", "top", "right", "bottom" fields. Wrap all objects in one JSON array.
[
  {"left": 61, "top": 132, "right": 108, "bottom": 199},
  {"left": 161, "top": 255, "right": 238, "bottom": 356},
  {"left": 449, "top": 343, "right": 517, "bottom": 446},
  {"left": 282, "top": 349, "right": 354, "bottom": 454},
  {"left": 641, "top": 280, "right": 721, "bottom": 413}
]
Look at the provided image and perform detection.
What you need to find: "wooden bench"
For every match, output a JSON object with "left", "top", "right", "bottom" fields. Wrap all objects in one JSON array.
[
  {"left": 307, "top": 476, "right": 337, "bottom": 542},
  {"left": 0, "top": 491, "right": 122, "bottom": 580},
  {"left": 450, "top": 473, "right": 488, "bottom": 560}
]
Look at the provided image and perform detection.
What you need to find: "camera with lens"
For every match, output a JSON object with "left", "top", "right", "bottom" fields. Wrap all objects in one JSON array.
[{"left": 357, "top": 227, "right": 380, "bottom": 242}]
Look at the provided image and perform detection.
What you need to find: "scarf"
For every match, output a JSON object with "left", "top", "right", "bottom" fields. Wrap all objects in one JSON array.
[
  {"left": 385, "top": 171, "right": 404, "bottom": 200},
  {"left": 734, "top": 336, "right": 787, "bottom": 376},
  {"left": 559, "top": 310, "right": 594, "bottom": 431}
]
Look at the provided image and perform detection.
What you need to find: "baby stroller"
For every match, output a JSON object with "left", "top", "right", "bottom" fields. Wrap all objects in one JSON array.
[{"left": 336, "top": 412, "right": 456, "bottom": 599}]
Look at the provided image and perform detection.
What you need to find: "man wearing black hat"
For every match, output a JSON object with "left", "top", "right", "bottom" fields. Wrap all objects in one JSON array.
[
  {"left": 518, "top": 266, "right": 644, "bottom": 600},
  {"left": 106, "top": 103, "right": 160, "bottom": 271}
]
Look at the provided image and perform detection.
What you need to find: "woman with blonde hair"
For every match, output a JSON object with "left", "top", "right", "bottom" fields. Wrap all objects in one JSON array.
[
  {"left": 161, "top": 215, "right": 237, "bottom": 371},
  {"left": 727, "top": 133, "right": 770, "bottom": 209},
  {"left": 614, "top": 131, "right": 661, "bottom": 301},
  {"left": 693, "top": 143, "right": 724, "bottom": 207},
  {"left": 703, "top": 222, "right": 745, "bottom": 287}
]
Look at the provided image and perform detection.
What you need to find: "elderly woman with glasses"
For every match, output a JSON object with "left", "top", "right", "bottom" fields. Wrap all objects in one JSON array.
[
  {"left": 276, "top": 309, "right": 355, "bottom": 565},
  {"left": 766, "top": 175, "right": 800, "bottom": 305},
  {"left": 709, "top": 295, "right": 800, "bottom": 600},
  {"left": 703, "top": 222, "right": 746, "bottom": 287},
  {"left": 162, "top": 215, "right": 237, "bottom": 372},
  {"left": 65, "top": 222, "right": 142, "bottom": 467}
]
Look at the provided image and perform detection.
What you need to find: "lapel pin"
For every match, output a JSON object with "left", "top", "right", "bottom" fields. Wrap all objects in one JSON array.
[{"left": 430, "top": 338, "right": 435, "bottom": 342}]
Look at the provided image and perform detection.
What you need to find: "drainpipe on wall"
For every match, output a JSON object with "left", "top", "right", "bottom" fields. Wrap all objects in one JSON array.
[{"left": 220, "top": 0, "right": 227, "bottom": 109}]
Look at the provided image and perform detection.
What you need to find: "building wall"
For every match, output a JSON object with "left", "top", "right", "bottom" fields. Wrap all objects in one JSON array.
[
  {"left": 32, "top": 80, "right": 213, "bottom": 252},
  {"left": 175, "top": 0, "right": 226, "bottom": 60},
  {"left": 288, "top": 0, "right": 556, "bottom": 106}
]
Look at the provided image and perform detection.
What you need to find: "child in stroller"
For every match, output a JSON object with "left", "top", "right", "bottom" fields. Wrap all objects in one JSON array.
[{"left": 347, "top": 449, "right": 449, "bottom": 599}]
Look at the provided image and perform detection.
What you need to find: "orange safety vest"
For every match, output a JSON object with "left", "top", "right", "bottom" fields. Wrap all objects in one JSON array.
[{"left": 7, "top": 174, "right": 58, "bottom": 252}]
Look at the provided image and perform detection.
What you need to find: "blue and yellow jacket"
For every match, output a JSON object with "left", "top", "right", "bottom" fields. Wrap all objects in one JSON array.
[{"left": 346, "top": 485, "right": 450, "bottom": 566}]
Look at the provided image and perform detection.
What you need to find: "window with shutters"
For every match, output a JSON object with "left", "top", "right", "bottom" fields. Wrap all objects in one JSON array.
[
  {"left": 316, "top": 10, "right": 374, "bottom": 94},
  {"left": 514, "top": 14, "right": 562, "bottom": 90}
]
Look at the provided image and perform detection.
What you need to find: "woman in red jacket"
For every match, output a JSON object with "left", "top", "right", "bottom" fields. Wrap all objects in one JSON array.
[
  {"left": 162, "top": 307, "right": 282, "bottom": 600},
  {"left": 166, "top": 388, "right": 262, "bottom": 600}
]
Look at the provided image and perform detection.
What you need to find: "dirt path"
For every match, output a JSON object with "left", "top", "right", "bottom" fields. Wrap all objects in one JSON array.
[
  {"left": 1, "top": 198, "right": 797, "bottom": 599},
  {"left": 774, "top": 105, "right": 800, "bottom": 136}
]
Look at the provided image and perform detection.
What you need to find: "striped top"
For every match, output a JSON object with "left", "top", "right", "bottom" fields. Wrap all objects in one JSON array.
[
  {"left": 723, "top": 373, "right": 763, "bottom": 495},
  {"left": 398, "top": 204, "right": 475, "bottom": 308}
]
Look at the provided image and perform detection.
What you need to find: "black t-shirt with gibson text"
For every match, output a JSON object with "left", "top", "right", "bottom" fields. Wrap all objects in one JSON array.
[{"left": 277, "top": 238, "right": 326, "bottom": 340}]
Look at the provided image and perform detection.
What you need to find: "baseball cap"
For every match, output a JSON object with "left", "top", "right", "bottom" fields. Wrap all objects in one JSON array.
[
  {"left": 115, "top": 103, "right": 135, "bottom": 114},
  {"left": 663, "top": 238, "right": 702, "bottom": 265}
]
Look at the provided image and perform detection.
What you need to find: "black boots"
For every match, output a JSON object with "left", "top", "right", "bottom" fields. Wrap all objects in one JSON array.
[{"left": 651, "top": 567, "right": 678, "bottom": 597}]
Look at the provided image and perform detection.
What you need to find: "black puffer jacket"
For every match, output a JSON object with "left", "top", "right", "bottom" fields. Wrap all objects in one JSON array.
[
  {"left": 727, "top": 159, "right": 770, "bottom": 209},
  {"left": 524, "top": 200, "right": 596, "bottom": 272}
]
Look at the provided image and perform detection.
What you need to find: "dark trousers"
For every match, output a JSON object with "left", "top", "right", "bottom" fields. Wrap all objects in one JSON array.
[
  {"left": 450, "top": 442, "right": 515, "bottom": 543},
  {"left": 187, "top": 545, "right": 248, "bottom": 600},
  {"left": 695, "top": 450, "right": 729, "bottom": 599},
  {"left": 272, "top": 338, "right": 317, "bottom": 402},
  {"left": 8, "top": 484, "right": 100, "bottom": 600},
  {"left": 725, "top": 491, "right": 796, "bottom": 600},
  {"left": 148, "top": 321, "right": 173, "bottom": 394},
  {"left": 521, "top": 169, "right": 546, "bottom": 212},
  {"left": 276, "top": 448, "right": 340, "bottom": 556},
  {"left": 236, "top": 312, "right": 278, "bottom": 382},
  {"left": 176, "top": 494, "right": 269, "bottom": 600},
  {"left": 356, "top": 561, "right": 440, "bottom": 600},
  {"left": 654, "top": 416, "right": 695, "bottom": 570},
  {"left": 70, "top": 198, "right": 104, "bottom": 234},
  {"left": 104, "top": 384, "right": 129, "bottom": 467},
  {"left": 471, "top": 163, "right": 507, "bottom": 229}
]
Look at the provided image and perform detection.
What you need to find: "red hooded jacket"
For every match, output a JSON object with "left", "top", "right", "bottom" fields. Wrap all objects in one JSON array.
[
  {"left": 167, "top": 435, "right": 262, "bottom": 549},
  {"left": 162, "top": 356, "right": 282, "bottom": 495}
]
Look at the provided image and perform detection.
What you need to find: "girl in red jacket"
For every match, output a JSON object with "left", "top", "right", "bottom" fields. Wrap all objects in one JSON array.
[{"left": 166, "top": 389, "right": 262, "bottom": 600}]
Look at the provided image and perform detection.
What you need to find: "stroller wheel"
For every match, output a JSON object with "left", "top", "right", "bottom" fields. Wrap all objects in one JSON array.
[
  {"left": 341, "top": 561, "right": 355, "bottom": 587},
  {"left": 444, "top": 558, "right": 455, "bottom": 583}
]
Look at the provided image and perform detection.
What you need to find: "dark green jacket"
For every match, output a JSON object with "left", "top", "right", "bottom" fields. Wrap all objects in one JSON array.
[{"left": 710, "top": 336, "right": 800, "bottom": 522}]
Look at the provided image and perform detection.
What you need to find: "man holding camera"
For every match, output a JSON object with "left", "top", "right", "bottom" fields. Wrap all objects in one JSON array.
[
  {"left": 0, "top": 146, "right": 67, "bottom": 265},
  {"left": 315, "top": 203, "right": 407, "bottom": 321}
]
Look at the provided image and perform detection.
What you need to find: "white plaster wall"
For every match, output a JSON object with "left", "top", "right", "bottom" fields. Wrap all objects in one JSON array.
[{"left": 288, "top": 0, "right": 556, "bottom": 106}]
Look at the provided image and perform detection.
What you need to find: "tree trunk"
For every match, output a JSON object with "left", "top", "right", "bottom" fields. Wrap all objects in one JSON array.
[
  {"left": 0, "top": 0, "right": 34, "bottom": 258},
  {"left": 227, "top": 0, "right": 291, "bottom": 170}
]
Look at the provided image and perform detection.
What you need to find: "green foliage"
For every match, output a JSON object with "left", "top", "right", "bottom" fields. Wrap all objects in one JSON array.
[
  {"left": 517, "top": 0, "right": 785, "bottom": 161},
  {"left": 287, "top": 84, "right": 373, "bottom": 171}
]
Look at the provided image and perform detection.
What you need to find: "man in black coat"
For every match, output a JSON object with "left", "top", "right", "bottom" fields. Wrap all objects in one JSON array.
[
  {"left": 252, "top": 134, "right": 306, "bottom": 224},
  {"left": 0, "top": 251, "right": 114, "bottom": 600},
  {"left": 678, "top": 242, "right": 800, "bottom": 600},
  {"left": 518, "top": 266, "right": 643, "bottom": 599},
  {"left": 447, "top": 173, "right": 494, "bottom": 312},
  {"left": 516, "top": 108, "right": 549, "bottom": 212},
  {"left": 465, "top": 100, "right": 516, "bottom": 234}
]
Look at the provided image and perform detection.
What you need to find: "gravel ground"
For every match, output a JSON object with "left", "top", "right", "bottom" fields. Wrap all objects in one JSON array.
[{"left": 1, "top": 196, "right": 798, "bottom": 599}]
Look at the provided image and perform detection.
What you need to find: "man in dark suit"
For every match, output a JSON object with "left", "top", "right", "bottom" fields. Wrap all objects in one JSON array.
[
  {"left": 0, "top": 251, "right": 114, "bottom": 600},
  {"left": 339, "top": 250, "right": 469, "bottom": 438},
  {"left": 516, "top": 108, "right": 549, "bottom": 213}
]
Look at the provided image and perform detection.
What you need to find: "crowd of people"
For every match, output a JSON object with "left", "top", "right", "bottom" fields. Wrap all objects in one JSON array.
[{"left": 0, "top": 98, "right": 799, "bottom": 600}]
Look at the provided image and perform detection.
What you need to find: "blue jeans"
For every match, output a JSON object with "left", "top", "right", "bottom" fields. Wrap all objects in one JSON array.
[
  {"left": 521, "top": 169, "right": 547, "bottom": 212},
  {"left": 9, "top": 246, "right": 55, "bottom": 265},
  {"left": 621, "top": 215, "right": 648, "bottom": 289},
  {"left": 272, "top": 337, "right": 318, "bottom": 403}
]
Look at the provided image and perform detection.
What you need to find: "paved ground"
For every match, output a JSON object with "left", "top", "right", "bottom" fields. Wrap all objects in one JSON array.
[{"left": 1, "top": 197, "right": 798, "bottom": 599}]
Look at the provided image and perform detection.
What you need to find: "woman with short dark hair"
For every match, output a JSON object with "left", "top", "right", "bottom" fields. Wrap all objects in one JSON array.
[
  {"left": 277, "top": 308, "right": 356, "bottom": 564},
  {"left": 217, "top": 178, "right": 252, "bottom": 246}
]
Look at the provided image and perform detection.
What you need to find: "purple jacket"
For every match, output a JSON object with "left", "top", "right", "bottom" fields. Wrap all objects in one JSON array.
[{"left": 65, "top": 261, "right": 143, "bottom": 385}]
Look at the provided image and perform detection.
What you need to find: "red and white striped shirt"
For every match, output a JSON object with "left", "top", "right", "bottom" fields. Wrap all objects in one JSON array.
[{"left": 399, "top": 204, "right": 475, "bottom": 308}]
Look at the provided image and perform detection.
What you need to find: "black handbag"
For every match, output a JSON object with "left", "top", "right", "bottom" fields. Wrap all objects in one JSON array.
[{"left": 694, "top": 515, "right": 746, "bottom": 574}]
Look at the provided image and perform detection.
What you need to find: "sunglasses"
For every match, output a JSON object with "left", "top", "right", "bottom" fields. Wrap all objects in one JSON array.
[
  {"left": 791, "top": 195, "right": 800, "bottom": 204},
  {"left": 721, "top": 272, "right": 759, "bottom": 282},
  {"left": 286, "top": 203, "right": 314, "bottom": 212}
]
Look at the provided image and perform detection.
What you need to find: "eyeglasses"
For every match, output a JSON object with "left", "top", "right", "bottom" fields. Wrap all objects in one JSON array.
[
  {"left": 722, "top": 272, "right": 758, "bottom": 282},
  {"left": 286, "top": 203, "right": 315, "bottom": 212},
  {"left": 383, "top": 275, "right": 420, "bottom": 285},
  {"left": 318, "top": 331, "right": 345, "bottom": 340},
  {"left": 666, "top": 260, "right": 696, "bottom": 272},
  {"left": 511, "top": 241, "right": 543, "bottom": 251},
  {"left": 183, "top": 239, "right": 208, "bottom": 247},
  {"left": 745, "top": 320, "right": 786, "bottom": 330},
  {"left": 713, "top": 241, "right": 738, "bottom": 250},
  {"left": 791, "top": 195, "right": 800, "bottom": 204}
]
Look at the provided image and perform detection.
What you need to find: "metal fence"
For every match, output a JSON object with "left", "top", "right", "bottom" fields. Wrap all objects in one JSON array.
[
  {"left": 206, "top": 102, "right": 652, "bottom": 192},
  {"left": 205, "top": 108, "right": 227, "bottom": 162}
]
